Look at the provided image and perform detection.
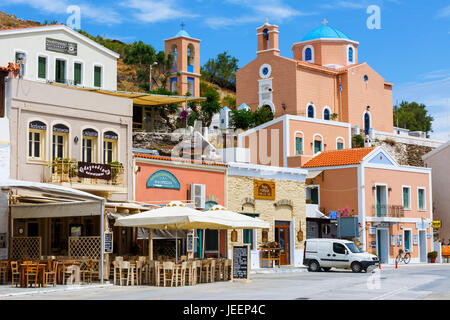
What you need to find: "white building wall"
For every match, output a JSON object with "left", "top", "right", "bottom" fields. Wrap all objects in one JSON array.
[{"left": 0, "top": 27, "right": 118, "bottom": 90}]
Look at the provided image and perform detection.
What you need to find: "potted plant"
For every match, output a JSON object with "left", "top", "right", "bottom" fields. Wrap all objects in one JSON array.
[
  {"left": 428, "top": 251, "right": 438, "bottom": 263},
  {"left": 109, "top": 161, "right": 124, "bottom": 185}
]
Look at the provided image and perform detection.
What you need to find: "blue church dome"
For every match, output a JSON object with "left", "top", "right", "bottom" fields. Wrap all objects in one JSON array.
[
  {"left": 175, "top": 29, "right": 192, "bottom": 38},
  {"left": 302, "top": 24, "right": 350, "bottom": 42}
]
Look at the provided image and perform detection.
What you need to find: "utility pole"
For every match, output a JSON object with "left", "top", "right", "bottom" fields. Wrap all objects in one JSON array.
[{"left": 149, "top": 61, "right": 158, "bottom": 91}]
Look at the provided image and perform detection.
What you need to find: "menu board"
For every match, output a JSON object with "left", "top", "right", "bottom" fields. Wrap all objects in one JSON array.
[
  {"left": 232, "top": 244, "right": 250, "bottom": 281},
  {"left": 187, "top": 233, "right": 194, "bottom": 252},
  {"left": 104, "top": 232, "right": 113, "bottom": 254}
]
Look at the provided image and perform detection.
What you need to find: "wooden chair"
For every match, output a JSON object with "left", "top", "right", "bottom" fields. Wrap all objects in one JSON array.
[
  {"left": 161, "top": 261, "right": 175, "bottom": 287},
  {"left": 175, "top": 262, "right": 187, "bottom": 287},
  {"left": 119, "top": 261, "right": 134, "bottom": 286},
  {"left": 25, "top": 263, "right": 39, "bottom": 288},
  {"left": 0, "top": 261, "right": 8, "bottom": 285},
  {"left": 152, "top": 261, "right": 160, "bottom": 286},
  {"left": 223, "top": 259, "right": 231, "bottom": 281},
  {"left": 185, "top": 261, "right": 194, "bottom": 286},
  {"left": 81, "top": 260, "right": 94, "bottom": 284},
  {"left": 133, "top": 260, "right": 145, "bottom": 286},
  {"left": 45, "top": 260, "right": 58, "bottom": 287},
  {"left": 201, "top": 260, "right": 211, "bottom": 283},
  {"left": 10, "top": 261, "right": 20, "bottom": 287},
  {"left": 194, "top": 260, "right": 202, "bottom": 284},
  {"left": 113, "top": 260, "right": 121, "bottom": 285}
]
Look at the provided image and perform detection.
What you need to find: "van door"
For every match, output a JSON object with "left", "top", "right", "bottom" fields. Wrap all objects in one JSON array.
[
  {"left": 331, "top": 242, "right": 351, "bottom": 268},
  {"left": 317, "top": 241, "right": 332, "bottom": 267}
]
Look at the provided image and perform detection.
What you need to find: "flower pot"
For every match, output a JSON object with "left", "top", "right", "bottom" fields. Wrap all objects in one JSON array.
[{"left": 429, "top": 257, "right": 436, "bottom": 263}]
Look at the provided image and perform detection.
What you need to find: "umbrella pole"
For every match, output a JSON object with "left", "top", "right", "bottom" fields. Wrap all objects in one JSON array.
[{"left": 175, "top": 225, "right": 178, "bottom": 264}]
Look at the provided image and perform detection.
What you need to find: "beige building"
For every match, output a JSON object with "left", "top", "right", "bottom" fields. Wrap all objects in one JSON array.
[
  {"left": 423, "top": 141, "right": 450, "bottom": 242},
  {"left": 7, "top": 78, "right": 133, "bottom": 201},
  {"left": 226, "top": 162, "right": 307, "bottom": 268}
]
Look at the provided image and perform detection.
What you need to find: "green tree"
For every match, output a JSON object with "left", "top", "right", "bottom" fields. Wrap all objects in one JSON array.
[
  {"left": 393, "top": 101, "right": 433, "bottom": 137},
  {"left": 253, "top": 106, "right": 274, "bottom": 127},
  {"left": 230, "top": 109, "right": 254, "bottom": 130},
  {"left": 201, "top": 51, "right": 239, "bottom": 91},
  {"left": 123, "top": 40, "right": 157, "bottom": 67},
  {"left": 222, "top": 94, "right": 236, "bottom": 109},
  {"left": 148, "top": 87, "right": 180, "bottom": 131}
]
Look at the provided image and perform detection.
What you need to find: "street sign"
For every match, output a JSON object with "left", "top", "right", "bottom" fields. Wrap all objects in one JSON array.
[{"left": 432, "top": 221, "right": 442, "bottom": 228}]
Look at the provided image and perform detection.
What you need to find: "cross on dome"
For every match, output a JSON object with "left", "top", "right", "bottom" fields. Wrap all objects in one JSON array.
[{"left": 322, "top": 19, "right": 328, "bottom": 25}]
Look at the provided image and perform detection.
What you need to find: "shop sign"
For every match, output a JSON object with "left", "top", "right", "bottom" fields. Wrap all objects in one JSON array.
[
  {"left": 413, "top": 235, "right": 418, "bottom": 245},
  {"left": 78, "top": 162, "right": 111, "bottom": 180},
  {"left": 46, "top": 37, "right": 78, "bottom": 55},
  {"left": 432, "top": 221, "right": 442, "bottom": 229},
  {"left": 369, "top": 227, "right": 376, "bottom": 235},
  {"left": 187, "top": 233, "right": 194, "bottom": 252},
  {"left": 146, "top": 170, "right": 180, "bottom": 190},
  {"left": 254, "top": 180, "right": 275, "bottom": 200},
  {"left": 416, "top": 221, "right": 429, "bottom": 229},
  {"left": 391, "top": 235, "right": 396, "bottom": 246}
]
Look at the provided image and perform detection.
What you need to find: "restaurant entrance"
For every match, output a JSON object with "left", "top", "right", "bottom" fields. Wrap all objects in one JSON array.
[{"left": 275, "top": 221, "right": 290, "bottom": 265}]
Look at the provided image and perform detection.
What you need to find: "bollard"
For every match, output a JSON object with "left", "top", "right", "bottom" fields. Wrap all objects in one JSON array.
[
  {"left": 379, "top": 262, "right": 381, "bottom": 270},
  {"left": 395, "top": 260, "right": 398, "bottom": 269}
]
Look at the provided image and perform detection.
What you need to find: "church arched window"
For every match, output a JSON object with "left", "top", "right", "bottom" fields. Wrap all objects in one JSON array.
[
  {"left": 307, "top": 105, "right": 315, "bottom": 118},
  {"left": 305, "top": 48, "right": 312, "bottom": 61}
]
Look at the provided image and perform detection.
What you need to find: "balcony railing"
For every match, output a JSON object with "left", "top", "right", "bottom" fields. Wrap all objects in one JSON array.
[
  {"left": 45, "top": 159, "right": 125, "bottom": 187},
  {"left": 371, "top": 205, "right": 404, "bottom": 218}
]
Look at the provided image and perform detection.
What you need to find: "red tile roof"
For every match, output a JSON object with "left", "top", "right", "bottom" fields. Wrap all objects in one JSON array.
[
  {"left": 134, "top": 153, "right": 228, "bottom": 167},
  {"left": 301, "top": 147, "right": 375, "bottom": 168}
]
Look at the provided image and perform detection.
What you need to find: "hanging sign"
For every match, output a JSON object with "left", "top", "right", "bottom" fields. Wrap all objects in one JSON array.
[
  {"left": 146, "top": 170, "right": 180, "bottom": 189},
  {"left": 232, "top": 244, "right": 250, "bottom": 281},
  {"left": 432, "top": 221, "right": 442, "bottom": 229},
  {"left": 78, "top": 162, "right": 111, "bottom": 180},
  {"left": 254, "top": 180, "right": 275, "bottom": 200}
]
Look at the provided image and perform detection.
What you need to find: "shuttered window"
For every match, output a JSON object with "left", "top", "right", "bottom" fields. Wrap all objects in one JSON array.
[
  {"left": 418, "top": 189, "right": 425, "bottom": 210},
  {"left": 38, "top": 56, "right": 46, "bottom": 79},
  {"left": 94, "top": 66, "right": 102, "bottom": 87},
  {"left": 55, "top": 59, "right": 66, "bottom": 84},
  {"left": 74, "top": 63, "right": 82, "bottom": 85},
  {"left": 402, "top": 187, "right": 410, "bottom": 209},
  {"left": 295, "top": 137, "right": 303, "bottom": 155}
]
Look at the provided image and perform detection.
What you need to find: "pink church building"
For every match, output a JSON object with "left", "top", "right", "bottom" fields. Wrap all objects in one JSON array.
[{"left": 236, "top": 20, "right": 394, "bottom": 135}]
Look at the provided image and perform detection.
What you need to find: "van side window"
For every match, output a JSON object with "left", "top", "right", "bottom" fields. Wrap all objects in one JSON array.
[{"left": 333, "top": 243, "right": 346, "bottom": 254}]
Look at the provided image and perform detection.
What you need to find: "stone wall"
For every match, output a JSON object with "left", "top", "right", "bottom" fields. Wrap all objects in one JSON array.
[
  {"left": 372, "top": 139, "right": 434, "bottom": 167},
  {"left": 226, "top": 175, "right": 306, "bottom": 251},
  {"left": 133, "top": 132, "right": 181, "bottom": 156}
]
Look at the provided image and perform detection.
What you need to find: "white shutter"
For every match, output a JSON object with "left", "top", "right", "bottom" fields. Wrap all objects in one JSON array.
[{"left": 191, "top": 184, "right": 206, "bottom": 209}]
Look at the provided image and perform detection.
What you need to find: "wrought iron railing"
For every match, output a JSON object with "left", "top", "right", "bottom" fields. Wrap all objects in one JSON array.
[
  {"left": 46, "top": 159, "right": 125, "bottom": 187},
  {"left": 371, "top": 204, "right": 404, "bottom": 217}
]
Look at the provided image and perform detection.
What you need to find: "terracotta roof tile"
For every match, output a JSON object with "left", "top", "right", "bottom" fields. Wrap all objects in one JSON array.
[
  {"left": 301, "top": 147, "right": 375, "bottom": 168},
  {"left": 134, "top": 153, "right": 228, "bottom": 167}
]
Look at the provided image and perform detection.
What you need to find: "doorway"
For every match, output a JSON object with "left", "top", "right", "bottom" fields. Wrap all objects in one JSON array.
[
  {"left": 275, "top": 221, "right": 290, "bottom": 265},
  {"left": 376, "top": 229, "right": 389, "bottom": 264},
  {"left": 404, "top": 229, "right": 412, "bottom": 253},
  {"left": 419, "top": 230, "right": 427, "bottom": 262}
]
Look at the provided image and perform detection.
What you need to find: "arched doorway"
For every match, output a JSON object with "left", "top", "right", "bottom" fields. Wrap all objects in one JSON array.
[{"left": 364, "top": 112, "right": 371, "bottom": 135}]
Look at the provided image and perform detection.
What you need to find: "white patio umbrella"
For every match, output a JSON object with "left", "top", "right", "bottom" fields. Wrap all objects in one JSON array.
[
  {"left": 114, "top": 201, "right": 237, "bottom": 263},
  {"left": 206, "top": 205, "right": 270, "bottom": 229}
]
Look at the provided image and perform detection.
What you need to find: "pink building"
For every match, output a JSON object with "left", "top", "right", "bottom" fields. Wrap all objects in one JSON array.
[
  {"left": 239, "top": 114, "right": 351, "bottom": 167},
  {"left": 302, "top": 147, "right": 433, "bottom": 264},
  {"left": 236, "top": 21, "right": 394, "bottom": 135}
]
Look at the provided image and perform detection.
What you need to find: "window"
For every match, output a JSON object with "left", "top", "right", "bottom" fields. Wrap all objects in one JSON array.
[
  {"left": 314, "top": 139, "right": 322, "bottom": 154},
  {"left": 305, "top": 48, "right": 312, "bottom": 61},
  {"left": 243, "top": 229, "right": 254, "bottom": 250},
  {"left": 74, "top": 62, "right": 82, "bottom": 85},
  {"left": 28, "top": 121, "right": 47, "bottom": 160},
  {"left": 337, "top": 138, "right": 344, "bottom": 150},
  {"left": 94, "top": 66, "right": 102, "bottom": 87},
  {"left": 348, "top": 47, "right": 354, "bottom": 63},
  {"left": 263, "top": 28, "right": 269, "bottom": 50},
  {"left": 170, "top": 77, "right": 177, "bottom": 93},
  {"left": 55, "top": 59, "right": 66, "bottom": 84},
  {"left": 38, "top": 56, "right": 47, "bottom": 79},
  {"left": 103, "top": 131, "right": 118, "bottom": 164},
  {"left": 418, "top": 188, "right": 426, "bottom": 210},
  {"left": 52, "top": 124, "right": 69, "bottom": 160},
  {"left": 402, "top": 187, "right": 411, "bottom": 209},
  {"left": 333, "top": 242, "right": 347, "bottom": 254},
  {"left": 295, "top": 136, "right": 303, "bottom": 155},
  {"left": 82, "top": 129, "right": 98, "bottom": 163},
  {"left": 15, "top": 51, "right": 26, "bottom": 76},
  {"left": 364, "top": 112, "right": 371, "bottom": 135},
  {"left": 364, "top": 75, "right": 368, "bottom": 82},
  {"left": 323, "top": 108, "right": 330, "bottom": 120},
  {"left": 187, "top": 44, "right": 195, "bottom": 73},
  {"left": 307, "top": 105, "right": 315, "bottom": 118}
]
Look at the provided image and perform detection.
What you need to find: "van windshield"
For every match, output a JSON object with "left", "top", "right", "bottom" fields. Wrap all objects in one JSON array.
[{"left": 346, "top": 242, "right": 362, "bottom": 253}]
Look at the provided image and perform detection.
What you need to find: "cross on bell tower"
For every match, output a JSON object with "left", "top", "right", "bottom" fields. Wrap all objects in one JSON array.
[{"left": 322, "top": 18, "right": 328, "bottom": 25}]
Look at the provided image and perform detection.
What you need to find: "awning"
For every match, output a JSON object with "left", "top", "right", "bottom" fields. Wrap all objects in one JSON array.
[
  {"left": 306, "top": 170, "right": 323, "bottom": 179},
  {"left": 137, "top": 228, "right": 189, "bottom": 240},
  {"left": 50, "top": 83, "right": 206, "bottom": 106},
  {"left": 11, "top": 200, "right": 100, "bottom": 219},
  {"left": 306, "top": 204, "right": 328, "bottom": 219}
]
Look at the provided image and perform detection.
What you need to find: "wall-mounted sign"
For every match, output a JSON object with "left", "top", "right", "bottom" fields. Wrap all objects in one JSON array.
[
  {"left": 397, "top": 235, "right": 402, "bottom": 247},
  {"left": 369, "top": 227, "right": 376, "bottom": 235},
  {"left": 254, "top": 180, "right": 275, "bottom": 200},
  {"left": 78, "top": 162, "right": 111, "bottom": 180},
  {"left": 187, "top": 233, "right": 194, "bottom": 252},
  {"left": 104, "top": 232, "right": 113, "bottom": 254},
  {"left": 413, "top": 234, "right": 418, "bottom": 245},
  {"left": 432, "top": 221, "right": 442, "bottom": 229},
  {"left": 416, "top": 221, "right": 429, "bottom": 229},
  {"left": 146, "top": 170, "right": 180, "bottom": 189},
  {"left": 391, "top": 235, "right": 396, "bottom": 246},
  {"left": 29, "top": 121, "right": 47, "bottom": 131},
  {"left": 46, "top": 38, "right": 78, "bottom": 55}
]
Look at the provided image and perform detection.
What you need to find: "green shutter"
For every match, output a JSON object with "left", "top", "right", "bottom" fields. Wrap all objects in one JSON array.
[
  {"left": 403, "top": 188, "right": 409, "bottom": 208},
  {"left": 55, "top": 60, "right": 65, "bottom": 83},
  {"left": 295, "top": 137, "right": 303, "bottom": 155},
  {"left": 38, "top": 57, "right": 46, "bottom": 79},
  {"left": 337, "top": 142, "right": 344, "bottom": 150},
  {"left": 74, "top": 63, "right": 82, "bottom": 85},
  {"left": 94, "top": 66, "right": 101, "bottom": 87},
  {"left": 418, "top": 189, "right": 424, "bottom": 209},
  {"left": 314, "top": 140, "right": 322, "bottom": 153}
]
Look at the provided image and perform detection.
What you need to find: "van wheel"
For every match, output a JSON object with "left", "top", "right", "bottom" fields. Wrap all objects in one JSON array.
[
  {"left": 322, "top": 267, "right": 332, "bottom": 272},
  {"left": 351, "top": 262, "right": 362, "bottom": 273},
  {"left": 308, "top": 260, "right": 320, "bottom": 272}
]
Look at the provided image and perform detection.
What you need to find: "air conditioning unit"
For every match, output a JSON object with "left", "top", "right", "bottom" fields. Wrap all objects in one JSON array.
[{"left": 190, "top": 184, "right": 206, "bottom": 209}]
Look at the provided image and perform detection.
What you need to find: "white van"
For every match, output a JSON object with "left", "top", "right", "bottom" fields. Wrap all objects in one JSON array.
[{"left": 303, "top": 239, "right": 379, "bottom": 273}]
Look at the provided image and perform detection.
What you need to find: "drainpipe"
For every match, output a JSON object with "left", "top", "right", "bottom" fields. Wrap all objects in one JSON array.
[{"left": 100, "top": 198, "right": 105, "bottom": 284}]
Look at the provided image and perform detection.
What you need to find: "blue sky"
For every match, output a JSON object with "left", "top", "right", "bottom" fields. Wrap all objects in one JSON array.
[{"left": 2, "top": 0, "right": 449, "bottom": 140}]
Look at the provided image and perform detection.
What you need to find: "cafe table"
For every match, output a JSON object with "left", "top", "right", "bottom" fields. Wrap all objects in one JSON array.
[{"left": 20, "top": 263, "right": 46, "bottom": 288}]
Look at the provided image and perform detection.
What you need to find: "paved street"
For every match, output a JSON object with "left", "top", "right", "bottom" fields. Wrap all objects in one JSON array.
[{"left": 1, "top": 264, "right": 450, "bottom": 300}]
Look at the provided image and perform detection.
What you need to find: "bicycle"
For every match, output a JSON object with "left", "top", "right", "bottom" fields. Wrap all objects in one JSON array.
[{"left": 395, "top": 249, "right": 411, "bottom": 264}]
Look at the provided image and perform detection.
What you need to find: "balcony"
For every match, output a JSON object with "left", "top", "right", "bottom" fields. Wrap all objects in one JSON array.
[
  {"left": 371, "top": 205, "right": 404, "bottom": 218},
  {"left": 44, "top": 159, "right": 126, "bottom": 195}
]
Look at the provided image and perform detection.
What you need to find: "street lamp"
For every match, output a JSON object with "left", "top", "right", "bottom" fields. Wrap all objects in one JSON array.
[{"left": 149, "top": 61, "right": 158, "bottom": 91}]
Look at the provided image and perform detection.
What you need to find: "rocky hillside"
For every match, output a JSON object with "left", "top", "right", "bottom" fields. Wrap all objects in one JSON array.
[
  {"left": 372, "top": 139, "right": 433, "bottom": 167},
  {"left": 0, "top": 11, "right": 41, "bottom": 29}
]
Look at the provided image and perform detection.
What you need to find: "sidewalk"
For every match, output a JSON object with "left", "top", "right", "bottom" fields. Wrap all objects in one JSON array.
[
  {"left": 379, "top": 262, "right": 450, "bottom": 269},
  {"left": 0, "top": 283, "right": 111, "bottom": 298},
  {"left": 251, "top": 266, "right": 308, "bottom": 274}
]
